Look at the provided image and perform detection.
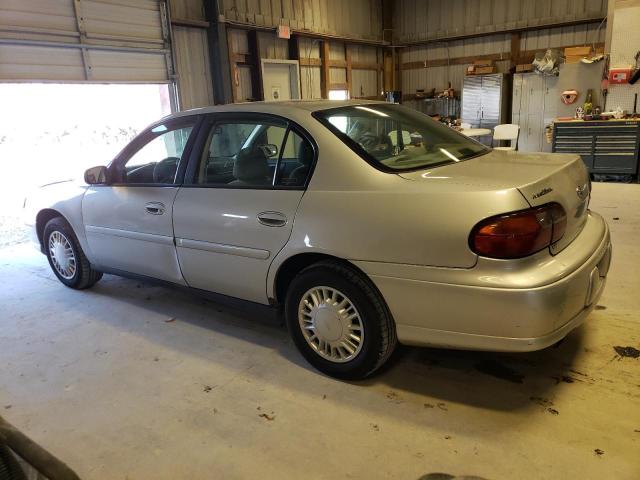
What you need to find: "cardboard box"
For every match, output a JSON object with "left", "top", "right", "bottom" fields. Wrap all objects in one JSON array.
[
  {"left": 516, "top": 64, "right": 534, "bottom": 72},
  {"left": 565, "top": 54, "right": 585, "bottom": 64},
  {"left": 466, "top": 65, "right": 475, "bottom": 74},
  {"left": 473, "top": 66, "right": 497, "bottom": 74},
  {"left": 473, "top": 59, "right": 494, "bottom": 66},
  {"left": 565, "top": 46, "right": 591, "bottom": 57}
]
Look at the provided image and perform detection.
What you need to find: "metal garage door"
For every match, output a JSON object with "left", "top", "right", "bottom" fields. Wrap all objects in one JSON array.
[{"left": 0, "top": 0, "right": 172, "bottom": 83}]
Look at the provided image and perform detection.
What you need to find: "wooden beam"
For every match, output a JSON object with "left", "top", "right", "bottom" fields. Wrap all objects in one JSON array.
[
  {"left": 400, "top": 42, "right": 605, "bottom": 70},
  {"left": 510, "top": 32, "right": 521, "bottom": 69},
  {"left": 346, "top": 46, "right": 352, "bottom": 97},
  {"left": 517, "top": 42, "right": 605, "bottom": 64},
  {"left": 247, "top": 29, "right": 263, "bottom": 100},
  {"left": 171, "top": 18, "right": 210, "bottom": 29},
  {"left": 396, "top": 18, "right": 606, "bottom": 47},
  {"left": 204, "top": 0, "right": 233, "bottom": 104},
  {"left": 299, "top": 57, "right": 322, "bottom": 67},
  {"left": 401, "top": 52, "right": 507, "bottom": 70},
  {"left": 226, "top": 29, "right": 238, "bottom": 103},
  {"left": 329, "top": 83, "right": 349, "bottom": 90},
  {"left": 320, "top": 40, "right": 330, "bottom": 99},
  {"left": 298, "top": 57, "right": 382, "bottom": 70},
  {"left": 288, "top": 34, "right": 300, "bottom": 61}
]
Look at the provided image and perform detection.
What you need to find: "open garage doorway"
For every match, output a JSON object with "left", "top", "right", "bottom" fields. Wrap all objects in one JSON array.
[{"left": 0, "top": 83, "right": 172, "bottom": 247}]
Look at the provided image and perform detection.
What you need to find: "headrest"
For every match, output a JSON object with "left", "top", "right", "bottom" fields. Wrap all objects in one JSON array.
[
  {"left": 233, "top": 147, "right": 270, "bottom": 183},
  {"left": 297, "top": 140, "right": 314, "bottom": 167}
]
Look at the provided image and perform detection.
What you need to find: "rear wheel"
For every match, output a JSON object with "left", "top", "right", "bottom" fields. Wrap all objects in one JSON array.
[
  {"left": 285, "top": 260, "right": 397, "bottom": 379},
  {"left": 44, "top": 217, "right": 102, "bottom": 289}
]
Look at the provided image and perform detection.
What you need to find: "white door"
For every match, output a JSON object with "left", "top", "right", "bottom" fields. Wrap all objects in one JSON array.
[
  {"left": 82, "top": 117, "right": 199, "bottom": 283},
  {"left": 173, "top": 113, "right": 315, "bottom": 304}
]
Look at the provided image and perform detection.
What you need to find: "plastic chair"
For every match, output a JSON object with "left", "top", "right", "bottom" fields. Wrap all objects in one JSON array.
[{"left": 493, "top": 124, "right": 520, "bottom": 150}]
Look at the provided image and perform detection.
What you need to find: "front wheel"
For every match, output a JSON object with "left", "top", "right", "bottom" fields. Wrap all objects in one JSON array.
[
  {"left": 285, "top": 261, "right": 397, "bottom": 380},
  {"left": 44, "top": 217, "right": 102, "bottom": 289}
]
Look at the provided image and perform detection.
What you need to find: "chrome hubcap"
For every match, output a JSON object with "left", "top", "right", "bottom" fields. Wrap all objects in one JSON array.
[
  {"left": 298, "top": 286, "right": 364, "bottom": 363},
  {"left": 48, "top": 231, "right": 76, "bottom": 280}
]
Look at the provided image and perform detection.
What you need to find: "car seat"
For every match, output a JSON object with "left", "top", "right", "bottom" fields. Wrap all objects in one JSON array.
[
  {"left": 287, "top": 141, "right": 314, "bottom": 186},
  {"left": 229, "top": 146, "right": 271, "bottom": 186}
]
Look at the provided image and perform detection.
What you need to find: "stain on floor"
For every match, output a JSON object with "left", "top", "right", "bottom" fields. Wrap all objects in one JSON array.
[{"left": 613, "top": 346, "right": 640, "bottom": 358}]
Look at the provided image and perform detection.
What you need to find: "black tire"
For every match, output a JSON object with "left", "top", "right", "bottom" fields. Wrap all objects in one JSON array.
[
  {"left": 43, "top": 217, "right": 102, "bottom": 289},
  {"left": 285, "top": 260, "right": 397, "bottom": 380}
]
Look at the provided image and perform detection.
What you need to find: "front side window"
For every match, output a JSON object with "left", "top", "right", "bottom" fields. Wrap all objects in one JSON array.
[
  {"left": 196, "top": 117, "right": 314, "bottom": 188},
  {"left": 314, "top": 104, "right": 489, "bottom": 171},
  {"left": 119, "top": 120, "right": 195, "bottom": 184}
]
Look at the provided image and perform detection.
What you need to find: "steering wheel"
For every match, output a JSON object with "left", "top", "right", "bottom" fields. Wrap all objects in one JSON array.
[{"left": 153, "top": 157, "right": 180, "bottom": 183}]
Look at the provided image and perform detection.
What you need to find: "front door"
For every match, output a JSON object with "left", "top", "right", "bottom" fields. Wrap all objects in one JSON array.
[
  {"left": 173, "top": 113, "right": 315, "bottom": 304},
  {"left": 82, "top": 116, "right": 199, "bottom": 283}
]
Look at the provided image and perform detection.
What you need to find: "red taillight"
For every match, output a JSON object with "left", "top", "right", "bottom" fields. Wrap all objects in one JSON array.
[{"left": 470, "top": 203, "right": 567, "bottom": 259}]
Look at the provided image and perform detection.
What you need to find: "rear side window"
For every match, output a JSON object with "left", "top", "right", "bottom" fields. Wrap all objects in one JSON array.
[
  {"left": 195, "top": 117, "right": 314, "bottom": 188},
  {"left": 314, "top": 104, "right": 489, "bottom": 172}
]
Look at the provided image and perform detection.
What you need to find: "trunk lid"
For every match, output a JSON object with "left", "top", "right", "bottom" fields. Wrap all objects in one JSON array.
[{"left": 398, "top": 150, "right": 590, "bottom": 254}]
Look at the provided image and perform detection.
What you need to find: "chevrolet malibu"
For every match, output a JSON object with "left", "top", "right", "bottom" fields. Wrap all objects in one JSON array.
[{"left": 26, "top": 100, "right": 612, "bottom": 379}]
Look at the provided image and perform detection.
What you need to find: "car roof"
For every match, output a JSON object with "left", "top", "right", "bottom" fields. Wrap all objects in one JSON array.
[{"left": 164, "top": 99, "right": 388, "bottom": 121}]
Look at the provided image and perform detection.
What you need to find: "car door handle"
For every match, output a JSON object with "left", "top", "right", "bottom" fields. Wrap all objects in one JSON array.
[
  {"left": 145, "top": 202, "right": 166, "bottom": 215},
  {"left": 257, "top": 211, "right": 287, "bottom": 227}
]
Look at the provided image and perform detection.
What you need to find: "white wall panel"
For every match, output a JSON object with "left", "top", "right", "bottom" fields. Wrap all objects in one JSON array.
[
  {"left": 395, "top": 0, "right": 607, "bottom": 43},
  {"left": 258, "top": 31, "right": 289, "bottom": 59},
  {"left": 169, "top": 0, "right": 205, "bottom": 21},
  {"left": 329, "top": 66, "right": 345, "bottom": 84},
  {"left": 350, "top": 44, "right": 378, "bottom": 64},
  {"left": 299, "top": 37, "right": 320, "bottom": 59},
  {"left": 221, "top": 0, "right": 383, "bottom": 41},
  {"left": 173, "top": 25, "right": 213, "bottom": 109},
  {"left": 228, "top": 29, "right": 249, "bottom": 54},
  {"left": 351, "top": 69, "right": 378, "bottom": 97},
  {"left": 237, "top": 65, "right": 253, "bottom": 102},
  {"left": 300, "top": 65, "right": 321, "bottom": 99}
]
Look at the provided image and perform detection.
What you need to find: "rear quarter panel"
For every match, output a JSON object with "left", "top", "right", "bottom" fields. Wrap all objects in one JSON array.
[{"left": 267, "top": 149, "right": 530, "bottom": 298}]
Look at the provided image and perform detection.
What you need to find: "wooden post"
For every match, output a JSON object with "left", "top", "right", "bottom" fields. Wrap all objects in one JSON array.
[
  {"left": 346, "top": 45, "right": 352, "bottom": 98},
  {"left": 321, "top": 40, "right": 330, "bottom": 99},
  {"left": 510, "top": 32, "right": 521, "bottom": 70},
  {"left": 248, "top": 30, "right": 263, "bottom": 100}
]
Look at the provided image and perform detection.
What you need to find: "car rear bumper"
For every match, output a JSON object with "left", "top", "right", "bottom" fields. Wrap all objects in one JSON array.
[{"left": 357, "top": 211, "right": 611, "bottom": 351}]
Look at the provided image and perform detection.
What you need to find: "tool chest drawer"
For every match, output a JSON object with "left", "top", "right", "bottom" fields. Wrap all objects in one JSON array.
[{"left": 552, "top": 121, "right": 640, "bottom": 176}]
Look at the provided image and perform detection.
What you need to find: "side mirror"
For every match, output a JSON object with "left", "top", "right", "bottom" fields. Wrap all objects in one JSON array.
[
  {"left": 84, "top": 166, "right": 108, "bottom": 185},
  {"left": 259, "top": 144, "right": 279, "bottom": 157}
]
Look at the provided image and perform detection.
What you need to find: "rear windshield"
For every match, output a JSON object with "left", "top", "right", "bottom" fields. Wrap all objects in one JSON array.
[{"left": 313, "top": 104, "right": 489, "bottom": 172}]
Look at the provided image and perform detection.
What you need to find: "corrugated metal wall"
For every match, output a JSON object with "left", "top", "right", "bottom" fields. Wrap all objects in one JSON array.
[
  {"left": 221, "top": 0, "right": 383, "bottom": 41},
  {"left": 0, "top": 0, "right": 171, "bottom": 82},
  {"left": 401, "top": 22, "right": 607, "bottom": 100},
  {"left": 228, "top": 29, "right": 380, "bottom": 102},
  {"left": 394, "top": 0, "right": 607, "bottom": 44},
  {"left": 299, "top": 36, "right": 322, "bottom": 99},
  {"left": 169, "top": 0, "right": 214, "bottom": 109}
]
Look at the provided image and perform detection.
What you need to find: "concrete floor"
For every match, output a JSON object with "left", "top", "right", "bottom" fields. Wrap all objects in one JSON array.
[{"left": 1, "top": 182, "right": 639, "bottom": 480}]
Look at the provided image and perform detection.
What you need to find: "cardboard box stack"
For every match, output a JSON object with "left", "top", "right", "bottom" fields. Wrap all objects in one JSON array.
[{"left": 466, "top": 59, "right": 497, "bottom": 75}]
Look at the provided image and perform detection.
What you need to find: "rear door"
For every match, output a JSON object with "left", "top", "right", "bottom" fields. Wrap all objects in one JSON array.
[
  {"left": 82, "top": 116, "right": 200, "bottom": 283},
  {"left": 173, "top": 113, "right": 315, "bottom": 304}
]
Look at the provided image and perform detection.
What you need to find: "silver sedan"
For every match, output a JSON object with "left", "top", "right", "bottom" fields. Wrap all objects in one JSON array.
[{"left": 26, "top": 100, "right": 612, "bottom": 379}]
